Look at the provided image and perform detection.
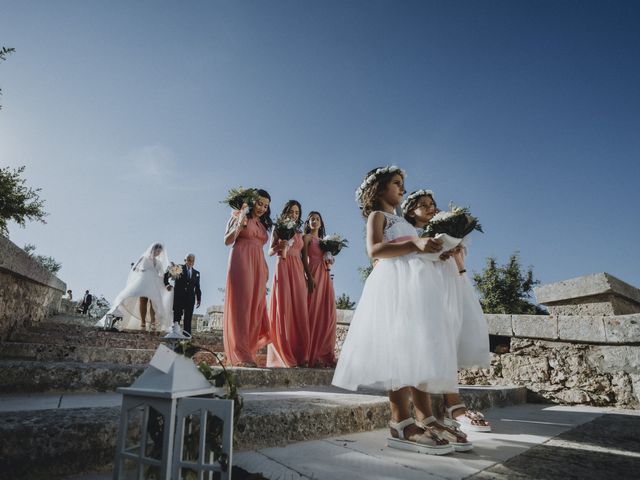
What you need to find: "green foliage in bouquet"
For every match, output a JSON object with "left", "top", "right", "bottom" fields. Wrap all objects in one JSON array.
[
  {"left": 422, "top": 205, "right": 483, "bottom": 239},
  {"left": 221, "top": 187, "right": 259, "bottom": 210},
  {"left": 319, "top": 235, "right": 349, "bottom": 256}
]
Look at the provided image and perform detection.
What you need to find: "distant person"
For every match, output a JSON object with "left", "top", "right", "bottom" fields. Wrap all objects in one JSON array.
[
  {"left": 96, "top": 243, "right": 173, "bottom": 332},
  {"left": 164, "top": 253, "right": 201, "bottom": 335},
  {"left": 65, "top": 289, "right": 73, "bottom": 301},
  {"left": 81, "top": 290, "right": 93, "bottom": 315}
]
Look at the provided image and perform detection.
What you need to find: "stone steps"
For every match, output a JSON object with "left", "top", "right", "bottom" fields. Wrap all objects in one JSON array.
[
  {"left": 0, "top": 360, "right": 336, "bottom": 393},
  {"left": 0, "top": 385, "right": 527, "bottom": 479}
]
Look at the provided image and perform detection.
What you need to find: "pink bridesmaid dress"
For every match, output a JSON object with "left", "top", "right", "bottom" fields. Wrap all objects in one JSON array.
[
  {"left": 223, "top": 216, "right": 271, "bottom": 365},
  {"left": 307, "top": 236, "right": 337, "bottom": 367},
  {"left": 267, "top": 232, "right": 311, "bottom": 367}
]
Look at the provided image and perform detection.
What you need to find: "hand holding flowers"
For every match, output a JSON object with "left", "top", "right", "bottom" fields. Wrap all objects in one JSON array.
[
  {"left": 420, "top": 204, "right": 482, "bottom": 261},
  {"left": 274, "top": 215, "right": 299, "bottom": 259}
]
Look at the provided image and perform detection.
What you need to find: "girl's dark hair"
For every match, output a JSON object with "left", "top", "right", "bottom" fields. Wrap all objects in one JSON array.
[
  {"left": 280, "top": 200, "right": 303, "bottom": 231},
  {"left": 304, "top": 211, "right": 326, "bottom": 238},
  {"left": 360, "top": 167, "right": 405, "bottom": 218},
  {"left": 403, "top": 191, "right": 437, "bottom": 226},
  {"left": 249, "top": 189, "right": 273, "bottom": 231}
]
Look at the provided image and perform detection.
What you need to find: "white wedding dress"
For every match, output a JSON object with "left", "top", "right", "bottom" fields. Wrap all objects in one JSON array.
[
  {"left": 96, "top": 243, "right": 174, "bottom": 332},
  {"left": 433, "top": 250, "right": 490, "bottom": 369},
  {"left": 332, "top": 212, "right": 459, "bottom": 393}
]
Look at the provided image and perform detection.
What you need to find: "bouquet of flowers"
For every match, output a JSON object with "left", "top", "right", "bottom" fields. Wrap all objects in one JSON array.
[
  {"left": 318, "top": 234, "right": 349, "bottom": 256},
  {"left": 167, "top": 262, "right": 183, "bottom": 280},
  {"left": 274, "top": 215, "right": 299, "bottom": 259},
  {"left": 319, "top": 234, "right": 348, "bottom": 268},
  {"left": 420, "top": 205, "right": 483, "bottom": 261},
  {"left": 221, "top": 187, "right": 259, "bottom": 211}
]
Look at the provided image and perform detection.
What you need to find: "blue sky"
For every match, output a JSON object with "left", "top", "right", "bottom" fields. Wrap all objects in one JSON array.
[{"left": 2, "top": 0, "right": 639, "bottom": 311}]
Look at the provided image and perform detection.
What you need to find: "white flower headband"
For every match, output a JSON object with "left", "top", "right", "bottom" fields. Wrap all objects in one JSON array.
[
  {"left": 400, "top": 189, "right": 435, "bottom": 213},
  {"left": 355, "top": 165, "right": 406, "bottom": 207}
]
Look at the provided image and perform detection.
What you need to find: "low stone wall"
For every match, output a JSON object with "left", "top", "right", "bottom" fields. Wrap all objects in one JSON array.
[
  {"left": 0, "top": 236, "right": 66, "bottom": 341},
  {"left": 460, "top": 313, "right": 640, "bottom": 408}
]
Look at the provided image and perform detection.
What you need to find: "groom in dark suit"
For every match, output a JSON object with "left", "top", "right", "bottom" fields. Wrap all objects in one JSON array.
[{"left": 164, "top": 253, "right": 201, "bottom": 334}]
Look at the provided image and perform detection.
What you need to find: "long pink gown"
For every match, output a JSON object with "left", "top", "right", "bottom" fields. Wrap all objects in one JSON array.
[
  {"left": 267, "top": 232, "right": 311, "bottom": 367},
  {"left": 223, "top": 216, "right": 271, "bottom": 365},
  {"left": 307, "top": 236, "right": 337, "bottom": 367}
]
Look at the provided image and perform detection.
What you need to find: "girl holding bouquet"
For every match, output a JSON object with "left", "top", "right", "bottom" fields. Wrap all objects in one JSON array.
[
  {"left": 267, "top": 200, "right": 314, "bottom": 368},
  {"left": 332, "top": 167, "right": 460, "bottom": 455},
  {"left": 402, "top": 190, "right": 491, "bottom": 434},
  {"left": 303, "top": 211, "right": 337, "bottom": 368},
  {"left": 223, "top": 189, "right": 273, "bottom": 367}
]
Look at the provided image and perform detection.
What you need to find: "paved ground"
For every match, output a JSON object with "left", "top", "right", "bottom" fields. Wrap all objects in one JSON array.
[{"left": 58, "top": 403, "right": 640, "bottom": 479}]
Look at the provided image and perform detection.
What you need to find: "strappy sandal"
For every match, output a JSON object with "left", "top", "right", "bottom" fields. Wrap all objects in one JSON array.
[
  {"left": 387, "top": 418, "right": 454, "bottom": 455},
  {"left": 445, "top": 403, "right": 491, "bottom": 433},
  {"left": 416, "top": 416, "right": 473, "bottom": 452}
]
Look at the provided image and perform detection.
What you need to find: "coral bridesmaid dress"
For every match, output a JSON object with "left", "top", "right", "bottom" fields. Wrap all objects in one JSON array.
[
  {"left": 267, "top": 233, "right": 311, "bottom": 367},
  {"left": 223, "top": 216, "right": 271, "bottom": 365},
  {"left": 307, "top": 236, "right": 337, "bottom": 367}
]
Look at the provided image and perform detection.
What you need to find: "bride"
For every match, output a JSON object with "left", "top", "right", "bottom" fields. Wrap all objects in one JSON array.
[{"left": 97, "top": 242, "right": 174, "bottom": 332}]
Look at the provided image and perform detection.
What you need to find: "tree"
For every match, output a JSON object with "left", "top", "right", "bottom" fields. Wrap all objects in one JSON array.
[
  {"left": 336, "top": 293, "right": 356, "bottom": 310},
  {"left": 1, "top": 46, "right": 15, "bottom": 110},
  {"left": 472, "top": 251, "right": 545, "bottom": 314},
  {"left": 0, "top": 165, "right": 47, "bottom": 236},
  {"left": 23, "top": 244, "right": 61, "bottom": 275},
  {"left": 358, "top": 262, "right": 374, "bottom": 283}
]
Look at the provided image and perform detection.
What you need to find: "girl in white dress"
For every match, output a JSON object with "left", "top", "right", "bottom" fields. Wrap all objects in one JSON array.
[
  {"left": 403, "top": 190, "right": 491, "bottom": 433},
  {"left": 97, "top": 242, "right": 174, "bottom": 332},
  {"left": 332, "top": 167, "right": 459, "bottom": 455}
]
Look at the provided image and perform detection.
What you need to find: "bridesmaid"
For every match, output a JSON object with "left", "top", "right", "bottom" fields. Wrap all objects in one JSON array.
[
  {"left": 267, "top": 200, "right": 314, "bottom": 368},
  {"left": 223, "top": 189, "right": 273, "bottom": 367},
  {"left": 303, "top": 211, "right": 337, "bottom": 368}
]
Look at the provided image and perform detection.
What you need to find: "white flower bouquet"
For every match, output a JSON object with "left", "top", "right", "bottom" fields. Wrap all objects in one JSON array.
[
  {"left": 319, "top": 234, "right": 349, "bottom": 270},
  {"left": 221, "top": 187, "right": 259, "bottom": 211},
  {"left": 167, "top": 262, "right": 183, "bottom": 280},
  {"left": 274, "top": 215, "right": 299, "bottom": 259},
  {"left": 420, "top": 205, "right": 483, "bottom": 261}
]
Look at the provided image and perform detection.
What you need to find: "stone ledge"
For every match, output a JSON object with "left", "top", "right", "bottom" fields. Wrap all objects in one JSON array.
[
  {"left": 535, "top": 273, "right": 640, "bottom": 305},
  {"left": 0, "top": 235, "right": 66, "bottom": 291},
  {"left": 604, "top": 314, "right": 640, "bottom": 343},
  {"left": 558, "top": 315, "right": 607, "bottom": 343},
  {"left": 486, "top": 314, "right": 513, "bottom": 336}
]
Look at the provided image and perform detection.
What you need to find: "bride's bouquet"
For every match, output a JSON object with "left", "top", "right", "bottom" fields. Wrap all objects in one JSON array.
[
  {"left": 319, "top": 234, "right": 349, "bottom": 268},
  {"left": 420, "top": 205, "right": 483, "bottom": 261},
  {"left": 166, "top": 262, "right": 183, "bottom": 280},
  {"left": 221, "top": 187, "right": 259, "bottom": 211},
  {"left": 274, "top": 215, "right": 299, "bottom": 259}
]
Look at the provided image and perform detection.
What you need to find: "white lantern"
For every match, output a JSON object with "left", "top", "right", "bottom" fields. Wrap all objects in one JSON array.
[{"left": 113, "top": 344, "right": 234, "bottom": 480}]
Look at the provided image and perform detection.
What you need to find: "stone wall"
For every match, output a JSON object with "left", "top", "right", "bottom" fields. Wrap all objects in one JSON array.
[
  {"left": 459, "top": 312, "right": 640, "bottom": 408},
  {"left": 0, "top": 235, "right": 66, "bottom": 341}
]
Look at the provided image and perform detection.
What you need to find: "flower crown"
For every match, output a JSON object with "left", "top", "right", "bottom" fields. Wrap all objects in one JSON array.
[
  {"left": 400, "top": 189, "right": 435, "bottom": 213},
  {"left": 355, "top": 165, "right": 406, "bottom": 207}
]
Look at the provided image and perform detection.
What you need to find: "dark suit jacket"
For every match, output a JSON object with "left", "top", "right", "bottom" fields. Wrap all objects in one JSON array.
[{"left": 164, "top": 265, "right": 201, "bottom": 308}]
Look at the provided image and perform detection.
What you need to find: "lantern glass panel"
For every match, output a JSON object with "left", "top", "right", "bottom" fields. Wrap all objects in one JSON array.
[
  {"left": 204, "top": 413, "right": 226, "bottom": 469},
  {"left": 145, "top": 407, "right": 165, "bottom": 460},
  {"left": 181, "top": 410, "right": 202, "bottom": 462},
  {"left": 122, "top": 458, "right": 140, "bottom": 479},
  {"left": 125, "top": 405, "right": 144, "bottom": 453},
  {"left": 179, "top": 467, "right": 200, "bottom": 480},
  {"left": 143, "top": 464, "right": 162, "bottom": 479}
]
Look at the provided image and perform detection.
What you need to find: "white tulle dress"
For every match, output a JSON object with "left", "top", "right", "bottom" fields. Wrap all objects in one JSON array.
[
  {"left": 96, "top": 243, "right": 174, "bottom": 332},
  {"left": 332, "top": 212, "right": 459, "bottom": 394},
  {"left": 432, "top": 248, "right": 490, "bottom": 369}
]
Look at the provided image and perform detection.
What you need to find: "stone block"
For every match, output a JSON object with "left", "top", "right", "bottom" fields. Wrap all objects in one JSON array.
[
  {"left": 485, "top": 314, "right": 512, "bottom": 336},
  {"left": 336, "top": 309, "right": 354, "bottom": 325},
  {"left": 557, "top": 315, "right": 606, "bottom": 343},
  {"left": 603, "top": 314, "right": 640, "bottom": 343},
  {"left": 586, "top": 346, "right": 640, "bottom": 375},
  {"left": 534, "top": 273, "right": 640, "bottom": 315},
  {"left": 512, "top": 315, "right": 558, "bottom": 340}
]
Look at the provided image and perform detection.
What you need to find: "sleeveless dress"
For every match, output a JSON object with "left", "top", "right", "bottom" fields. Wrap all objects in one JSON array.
[
  {"left": 223, "top": 216, "right": 271, "bottom": 365},
  {"left": 431, "top": 245, "right": 490, "bottom": 369},
  {"left": 267, "top": 232, "right": 311, "bottom": 367},
  {"left": 307, "top": 236, "right": 337, "bottom": 367},
  {"left": 332, "top": 212, "right": 459, "bottom": 393}
]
